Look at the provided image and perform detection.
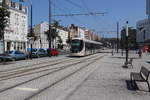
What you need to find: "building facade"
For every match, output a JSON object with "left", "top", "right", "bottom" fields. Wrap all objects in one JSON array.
[
  {"left": 56, "top": 26, "right": 69, "bottom": 49},
  {"left": 68, "top": 24, "right": 85, "bottom": 39},
  {"left": 33, "top": 21, "right": 49, "bottom": 49},
  {"left": 136, "top": 19, "right": 149, "bottom": 43},
  {"left": 136, "top": 0, "right": 150, "bottom": 43},
  {"left": 0, "top": 0, "right": 28, "bottom": 53},
  {"left": 33, "top": 22, "right": 69, "bottom": 49}
]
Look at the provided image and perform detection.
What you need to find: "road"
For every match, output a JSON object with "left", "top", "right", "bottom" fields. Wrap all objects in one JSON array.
[{"left": 0, "top": 53, "right": 106, "bottom": 100}]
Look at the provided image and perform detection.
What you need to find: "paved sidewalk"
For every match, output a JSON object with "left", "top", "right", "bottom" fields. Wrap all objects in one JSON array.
[{"left": 65, "top": 52, "right": 150, "bottom": 100}]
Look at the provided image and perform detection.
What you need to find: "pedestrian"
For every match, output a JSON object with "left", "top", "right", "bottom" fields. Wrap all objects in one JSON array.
[{"left": 138, "top": 49, "right": 142, "bottom": 58}]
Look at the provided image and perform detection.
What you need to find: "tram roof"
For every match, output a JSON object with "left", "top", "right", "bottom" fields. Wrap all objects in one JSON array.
[{"left": 72, "top": 38, "right": 103, "bottom": 45}]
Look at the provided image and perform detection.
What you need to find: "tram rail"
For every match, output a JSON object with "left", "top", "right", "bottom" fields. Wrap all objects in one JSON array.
[{"left": 0, "top": 54, "right": 104, "bottom": 94}]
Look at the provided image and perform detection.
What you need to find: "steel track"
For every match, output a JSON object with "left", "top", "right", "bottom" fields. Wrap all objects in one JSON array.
[
  {"left": 0, "top": 54, "right": 103, "bottom": 93},
  {"left": 0, "top": 55, "right": 98, "bottom": 81},
  {"left": 0, "top": 57, "right": 72, "bottom": 74},
  {"left": 24, "top": 55, "right": 105, "bottom": 100}
]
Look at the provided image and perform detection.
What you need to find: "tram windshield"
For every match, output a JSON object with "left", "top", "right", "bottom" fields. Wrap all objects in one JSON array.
[{"left": 71, "top": 39, "right": 83, "bottom": 53}]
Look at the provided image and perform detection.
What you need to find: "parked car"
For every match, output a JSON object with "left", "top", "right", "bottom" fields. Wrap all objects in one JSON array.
[
  {"left": 32, "top": 48, "right": 47, "bottom": 58},
  {"left": 0, "top": 50, "right": 27, "bottom": 61},
  {"left": 50, "top": 48, "right": 59, "bottom": 56}
]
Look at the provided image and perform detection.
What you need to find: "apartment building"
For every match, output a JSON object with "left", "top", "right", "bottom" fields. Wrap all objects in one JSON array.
[
  {"left": 33, "top": 22, "right": 69, "bottom": 49},
  {"left": 136, "top": 19, "right": 149, "bottom": 43},
  {"left": 136, "top": 0, "right": 150, "bottom": 43},
  {"left": 56, "top": 26, "right": 69, "bottom": 49},
  {"left": 0, "top": 0, "right": 28, "bottom": 53},
  {"left": 33, "top": 21, "right": 49, "bottom": 49}
]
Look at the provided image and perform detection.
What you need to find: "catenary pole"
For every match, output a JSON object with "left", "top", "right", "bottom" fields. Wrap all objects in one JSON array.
[
  {"left": 49, "top": 0, "right": 51, "bottom": 50},
  {"left": 125, "top": 21, "right": 129, "bottom": 65},
  {"left": 117, "top": 22, "right": 119, "bottom": 53}
]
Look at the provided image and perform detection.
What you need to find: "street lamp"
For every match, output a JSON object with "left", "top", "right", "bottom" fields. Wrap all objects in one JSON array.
[
  {"left": 112, "top": 42, "right": 114, "bottom": 56},
  {"left": 124, "top": 21, "right": 129, "bottom": 67},
  {"left": 49, "top": 0, "right": 52, "bottom": 49},
  {"left": 117, "top": 22, "right": 119, "bottom": 53}
]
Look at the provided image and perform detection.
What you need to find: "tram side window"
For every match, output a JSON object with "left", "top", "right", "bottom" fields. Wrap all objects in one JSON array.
[{"left": 85, "top": 42, "right": 90, "bottom": 50}]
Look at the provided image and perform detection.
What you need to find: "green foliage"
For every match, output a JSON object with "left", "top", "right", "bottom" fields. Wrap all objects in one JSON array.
[
  {"left": 0, "top": 4, "right": 10, "bottom": 39},
  {"left": 66, "top": 37, "right": 71, "bottom": 44},
  {"left": 45, "top": 28, "right": 59, "bottom": 41},
  {"left": 27, "top": 29, "right": 38, "bottom": 41},
  {"left": 44, "top": 21, "right": 60, "bottom": 48},
  {"left": 121, "top": 27, "right": 137, "bottom": 48},
  {"left": 58, "top": 36, "right": 62, "bottom": 44},
  {"left": 66, "top": 32, "right": 71, "bottom": 44}
]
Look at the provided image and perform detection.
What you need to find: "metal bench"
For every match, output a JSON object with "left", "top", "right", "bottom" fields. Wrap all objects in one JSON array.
[{"left": 130, "top": 66, "right": 150, "bottom": 92}]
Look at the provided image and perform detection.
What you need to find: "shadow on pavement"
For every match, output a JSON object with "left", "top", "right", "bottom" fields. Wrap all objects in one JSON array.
[
  {"left": 111, "top": 56, "right": 139, "bottom": 59},
  {"left": 146, "top": 61, "right": 150, "bottom": 64},
  {"left": 0, "top": 61, "right": 16, "bottom": 65},
  {"left": 126, "top": 80, "right": 139, "bottom": 91}
]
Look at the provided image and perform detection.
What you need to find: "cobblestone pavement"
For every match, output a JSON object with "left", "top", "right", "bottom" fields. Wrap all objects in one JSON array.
[
  {"left": 65, "top": 51, "right": 150, "bottom": 100},
  {"left": 0, "top": 50, "right": 150, "bottom": 100},
  {"left": 0, "top": 53, "right": 106, "bottom": 100}
]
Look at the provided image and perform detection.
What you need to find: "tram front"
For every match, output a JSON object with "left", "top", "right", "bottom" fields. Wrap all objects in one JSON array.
[{"left": 70, "top": 39, "right": 84, "bottom": 56}]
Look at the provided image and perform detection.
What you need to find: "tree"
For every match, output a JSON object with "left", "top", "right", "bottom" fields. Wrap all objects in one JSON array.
[
  {"left": 45, "top": 21, "right": 59, "bottom": 48},
  {"left": 0, "top": 1, "right": 10, "bottom": 52},
  {"left": 121, "top": 27, "right": 137, "bottom": 49},
  {"left": 27, "top": 28, "right": 38, "bottom": 41},
  {"left": 58, "top": 36, "right": 62, "bottom": 44}
]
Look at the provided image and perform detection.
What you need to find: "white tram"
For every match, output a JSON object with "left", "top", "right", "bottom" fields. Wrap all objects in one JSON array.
[{"left": 70, "top": 38, "right": 103, "bottom": 56}]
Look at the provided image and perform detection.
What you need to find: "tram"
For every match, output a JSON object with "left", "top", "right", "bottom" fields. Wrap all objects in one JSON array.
[{"left": 70, "top": 38, "right": 103, "bottom": 56}]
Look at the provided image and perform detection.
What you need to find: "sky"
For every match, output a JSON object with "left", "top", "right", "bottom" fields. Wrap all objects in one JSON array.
[{"left": 13, "top": 0, "right": 147, "bottom": 38}]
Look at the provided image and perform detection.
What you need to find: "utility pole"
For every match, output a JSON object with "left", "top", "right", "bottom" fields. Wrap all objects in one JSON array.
[
  {"left": 121, "top": 37, "right": 123, "bottom": 56},
  {"left": 117, "top": 22, "right": 119, "bottom": 53},
  {"left": 125, "top": 21, "right": 129, "bottom": 67},
  {"left": 19, "top": 0, "right": 33, "bottom": 59},
  {"left": 47, "top": 0, "right": 52, "bottom": 57},
  {"left": 49, "top": 0, "right": 51, "bottom": 49},
  {"left": 30, "top": 2, "right": 33, "bottom": 60}
]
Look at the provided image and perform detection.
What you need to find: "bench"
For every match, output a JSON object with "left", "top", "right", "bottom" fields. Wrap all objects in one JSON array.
[{"left": 130, "top": 66, "right": 150, "bottom": 92}]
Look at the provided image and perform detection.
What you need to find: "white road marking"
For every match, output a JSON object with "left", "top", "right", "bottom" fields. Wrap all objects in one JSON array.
[{"left": 14, "top": 87, "right": 39, "bottom": 92}]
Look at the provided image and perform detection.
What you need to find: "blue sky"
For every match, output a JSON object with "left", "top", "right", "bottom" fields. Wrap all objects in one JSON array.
[{"left": 15, "top": 0, "right": 147, "bottom": 38}]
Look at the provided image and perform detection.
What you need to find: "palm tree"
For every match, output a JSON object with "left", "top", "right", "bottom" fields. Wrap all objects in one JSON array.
[{"left": 45, "top": 21, "right": 59, "bottom": 48}]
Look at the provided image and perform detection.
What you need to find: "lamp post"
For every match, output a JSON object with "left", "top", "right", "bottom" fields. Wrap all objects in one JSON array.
[
  {"left": 125, "top": 21, "right": 129, "bottom": 66},
  {"left": 121, "top": 37, "right": 124, "bottom": 56},
  {"left": 117, "top": 22, "right": 119, "bottom": 53},
  {"left": 49, "top": 0, "right": 52, "bottom": 49},
  {"left": 112, "top": 42, "right": 114, "bottom": 56}
]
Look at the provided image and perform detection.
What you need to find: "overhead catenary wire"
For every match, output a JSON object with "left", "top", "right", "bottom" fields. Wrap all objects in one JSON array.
[
  {"left": 51, "top": 1, "right": 90, "bottom": 27},
  {"left": 64, "top": 0, "right": 85, "bottom": 9},
  {"left": 52, "top": 12, "right": 107, "bottom": 17},
  {"left": 53, "top": 0, "right": 108, "bottom": 33}
]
